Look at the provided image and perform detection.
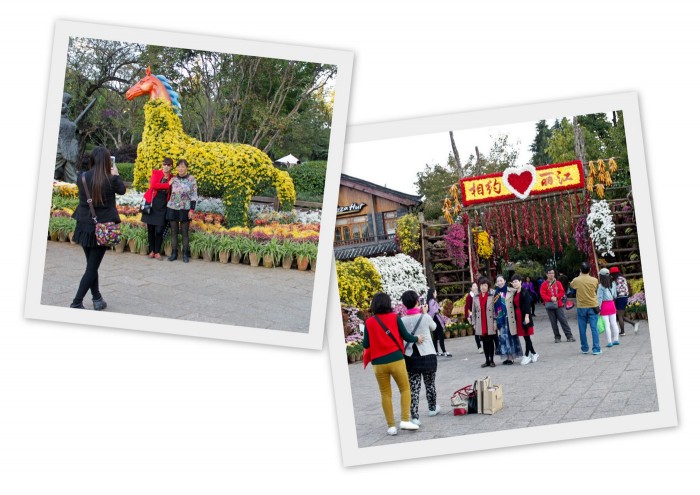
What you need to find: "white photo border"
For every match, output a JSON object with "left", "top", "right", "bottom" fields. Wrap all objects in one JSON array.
[
  {"left": 24, "top": 20, "right": 354, "bottom": 350},
  {"left": 328, "top": 92, "right": 677, "bottom": 465}
]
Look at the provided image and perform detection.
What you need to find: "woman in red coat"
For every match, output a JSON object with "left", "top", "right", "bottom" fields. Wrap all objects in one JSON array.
[
  {"left": 140, "top": 158, "right": 173, "bottom": 259},
  {"left": 363, "top": 292, "right": 423, "bottom": 436}
]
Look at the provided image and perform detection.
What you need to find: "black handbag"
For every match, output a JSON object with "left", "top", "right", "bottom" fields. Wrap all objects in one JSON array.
[
  {"left": 467, "top": 380, "right": 479, "bottom": 414},
  {"left": 140, "top": 198, "right": 152, "bottom": 215}
]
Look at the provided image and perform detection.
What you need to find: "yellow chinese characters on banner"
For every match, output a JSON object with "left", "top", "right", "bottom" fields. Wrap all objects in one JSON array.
[{"left": 460, "top": 160, "right": 584, "bottom": 207}]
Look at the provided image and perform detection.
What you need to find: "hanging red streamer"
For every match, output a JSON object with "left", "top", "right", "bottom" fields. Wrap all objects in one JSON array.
[
  {"left": 514, "top": 203, "right": 522, "bottom": 249},
  {"left": 554, "top": 198, "right": 563, "bottom": 252}
]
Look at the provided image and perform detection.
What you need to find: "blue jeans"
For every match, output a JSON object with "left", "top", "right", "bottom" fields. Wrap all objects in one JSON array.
[{"left": 577, "top": 308, "right": 600, "bottom": 353}]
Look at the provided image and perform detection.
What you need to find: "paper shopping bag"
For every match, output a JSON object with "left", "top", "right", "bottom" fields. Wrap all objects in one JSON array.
[
  {"left": 483, "top": 384, "right": 504, "bottom": 415},
  {"left": 476, "top": 376, "right": 491, "bottom": 414}
]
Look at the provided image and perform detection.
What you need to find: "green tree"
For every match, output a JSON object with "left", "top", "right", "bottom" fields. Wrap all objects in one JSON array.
[
  {"left": 530, "top": 120, "right": 552, "bottom": 165},
  {"left": 415, "top": 160, "right": 460, "bottom": 221},
  {"left": 545, "top": 117, "right": 605, "bottom": 163}
]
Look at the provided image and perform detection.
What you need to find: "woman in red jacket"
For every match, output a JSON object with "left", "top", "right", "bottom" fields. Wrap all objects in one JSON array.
[
  {"left": 140, "top": 158, "right": 173, "bottom": 259},
  {"left": 363, "top": 292, "right": 423, "bottom": 436}
]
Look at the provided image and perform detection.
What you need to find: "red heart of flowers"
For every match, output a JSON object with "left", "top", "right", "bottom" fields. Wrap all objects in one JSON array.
[{"left": 506, "top": 171, "right": 534, "bottom": 195}]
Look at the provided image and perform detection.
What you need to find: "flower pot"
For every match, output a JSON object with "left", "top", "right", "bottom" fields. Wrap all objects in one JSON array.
[
  {"left": 282, "top": 256, "right": 294, "bottom": 269},
  {"left": 218, "top": 251, "right": 230, "bottom": 264},
  {"left": 297, "top": 256, "right": 309, "bottom": 271},
  {"left": 249, "top": 253, "right": 261, "bottom": 267},
  {"left": 58, "top": 232, "right": 68, "bottom": 242},
  {"left": 203, "top": 250, "right": 214, "bottom": 262},
  {"left": 50, "top": 232, "right": 60, "bottom": 242},
  {"left": 140, "top": 244, "right": 148, "bottom": 255},
  {"left": 310, "top": 259, "right": 316, "bottom": 272},
  {"left": 444, "top": 331, "right": 451, "bottom": 339},
  {"left": 231, "top": 253, "right": 241, "bottom": 264},
  {"left": 459, "top": 329, "right": 467, "bottom": 338},
  {"left": 164, "top": 244, "right": 172, "bottom": 257},
  {"left": 262, "top": 254, "right": 275, "bottom": 268},
  {"left": 68, "top": 231, "right": 75, "bottom": 243},
  {"left": 128, "top": 239, "right": 137, "bottom": 253},
  {"left": 114, "top": 238, "right": 126, "bottom": 253}
]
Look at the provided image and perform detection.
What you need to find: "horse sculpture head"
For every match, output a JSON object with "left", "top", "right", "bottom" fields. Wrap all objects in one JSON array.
[{"left": 125, "top": 67, "right": 182, "bottom": 116}]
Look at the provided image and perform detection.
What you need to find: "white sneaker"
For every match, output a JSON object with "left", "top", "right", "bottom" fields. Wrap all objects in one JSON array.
[
  {"left": 634, "top": 322, "right": 640, "bottom": 334},
  {"left": 410, "top": 418, "right": 421, "bottom": 426},
  {"left": 479, "top": 348, "right": 484, "bottom": 354},
  {"left": 428, "top": 405, "right": 441, "bottom": 416},
  {"left": 387, "top": 426, "right": 397, "bottom": 436},
  {"left": 520, "top": 354, "right": 532, "bottom": 365},
  {"left": 531, "top": 353, "right": 539, "bottom": 363},
  {"left": 399, "top": 421, "right": 419, "bottom": 431}
]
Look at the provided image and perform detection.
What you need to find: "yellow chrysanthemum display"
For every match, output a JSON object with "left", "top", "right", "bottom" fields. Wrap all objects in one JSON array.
[
  {"left": 472, "top": 228, "right": 494, "bottom": 259},
  {"left": 336, "top": 257, "right": 383, "bottom": 310},
  {"left": 132, "top": 99, "right": 295, "bottom": 226}
]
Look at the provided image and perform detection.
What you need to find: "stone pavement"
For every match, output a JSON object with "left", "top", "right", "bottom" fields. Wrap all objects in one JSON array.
[
  {"left": 41, "top": 241, "right": 314, "bottom": 332},
  {"left": 349, "top": 309, "right": 656, "bottom": 447}
]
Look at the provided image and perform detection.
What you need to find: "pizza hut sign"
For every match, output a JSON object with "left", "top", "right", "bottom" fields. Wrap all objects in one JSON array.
[{"left": 337, "top": 202, "right": 367, "bottom": 215}]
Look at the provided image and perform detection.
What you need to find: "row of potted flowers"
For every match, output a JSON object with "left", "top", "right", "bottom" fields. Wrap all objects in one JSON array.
[{"left": 48, "top": 215, "right": 319, "bottom": 271}]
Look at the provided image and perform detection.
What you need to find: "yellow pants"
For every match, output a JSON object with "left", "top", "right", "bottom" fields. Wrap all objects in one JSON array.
[{"left": 373, "top": 359, "right": 411, "bottom": 427}]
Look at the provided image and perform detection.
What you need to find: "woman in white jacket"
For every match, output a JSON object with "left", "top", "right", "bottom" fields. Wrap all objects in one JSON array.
[{"left": 401, "top": 290, "right": 439, "bottom": 425}]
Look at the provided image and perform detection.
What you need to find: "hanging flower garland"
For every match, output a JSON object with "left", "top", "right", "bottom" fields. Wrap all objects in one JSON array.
[
  {"left": 586, "top": 158, "right": 618, "bottom": 199},
  {"left": 586, "top": 200, "right": 616, "bottom": 257}
]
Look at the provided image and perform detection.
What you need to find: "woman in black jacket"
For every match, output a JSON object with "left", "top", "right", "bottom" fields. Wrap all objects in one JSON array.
[{"left": 70, "top": 147, "right": 126, "bottom": 310}]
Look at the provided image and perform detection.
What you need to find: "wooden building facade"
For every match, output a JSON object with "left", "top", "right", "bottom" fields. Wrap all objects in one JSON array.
[{"left": 334, "top": 174, "right": 422, "bottom": 260}]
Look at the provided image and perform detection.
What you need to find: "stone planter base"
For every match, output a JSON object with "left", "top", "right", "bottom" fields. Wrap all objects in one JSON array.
[
  {"left": 297, "top": 256, "right": 309, "bottom": 271},
  {"left": 262, "top": 255, "right": 275, "bottom": 268},
  {"left": 114, "top": 239, "right": 126, "bottom": 253},
  {"left": 218, "top": 251, "right": 230, "bottom": 263},
  {"left": 282, "top": 256, "right": 294, "bottom": 269},
  {"left": 249, "top": 253, "right": 261, "bottom": 267},
  {"left": 231, "top": 253, "right": 241, "bottom": 264}
]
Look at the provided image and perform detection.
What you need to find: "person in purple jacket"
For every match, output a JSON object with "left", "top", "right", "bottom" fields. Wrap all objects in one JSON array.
[{"left": 427, "top": 288, "right": 451, "bottom": 357}]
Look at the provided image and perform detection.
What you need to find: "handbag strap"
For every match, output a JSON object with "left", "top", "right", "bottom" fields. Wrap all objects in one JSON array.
[
  {"left": 373, "top": 316, "right": 403, "bottom": 353},
  {"left": 81, "top": 173, "right": 99, "bottom": 224},
  {"left": 410, "top": 314, "right": 425, "bottom": 335}
]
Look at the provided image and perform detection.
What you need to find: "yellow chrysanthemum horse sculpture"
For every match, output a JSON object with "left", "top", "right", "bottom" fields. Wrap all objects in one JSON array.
[{"left": 126, "top": 67, "right": 296, "bottom": 226}]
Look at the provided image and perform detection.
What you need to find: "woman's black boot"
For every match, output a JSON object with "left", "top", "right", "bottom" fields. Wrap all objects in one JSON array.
[
  {"left": 183, "top": 250, "right": 190, "bottom": 263},
  {"left": 168, "top": 249, "right": 178, "bottom": 261}
]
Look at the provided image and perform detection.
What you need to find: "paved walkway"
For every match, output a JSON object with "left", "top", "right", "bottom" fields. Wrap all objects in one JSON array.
[
  {"left": 41, "top": 240, "right": 314, "bottom": 332},
  {"left": 349, "top": 309, "right": 656, "bottom": 447}
]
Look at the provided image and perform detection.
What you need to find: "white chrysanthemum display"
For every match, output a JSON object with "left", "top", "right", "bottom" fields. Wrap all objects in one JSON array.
[
  {"left": 115, "top": 189, "right": 145, "bottom": 207},
  {"left": 586, "top": 200, "right": 616, "bottom": 257},
  {"left": 369, "top": 253, "right": 428, "bottom": 304}
]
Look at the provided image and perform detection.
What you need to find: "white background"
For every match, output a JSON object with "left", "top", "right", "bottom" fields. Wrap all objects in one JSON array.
[{"left": 1, "top": 1, "right": 696, "bottom": 492}]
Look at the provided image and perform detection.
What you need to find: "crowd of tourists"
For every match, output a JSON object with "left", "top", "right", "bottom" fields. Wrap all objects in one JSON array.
[{"left": 361, "top": 262, "right": 638, "bottom": 436}]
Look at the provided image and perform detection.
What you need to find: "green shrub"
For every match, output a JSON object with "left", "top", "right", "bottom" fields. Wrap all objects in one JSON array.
[
  {"left": 289, "top": 162, "right": 327, "bottom": 199},
  {"left": 116, "top": 163, "right": 134, "bottom": 182}
]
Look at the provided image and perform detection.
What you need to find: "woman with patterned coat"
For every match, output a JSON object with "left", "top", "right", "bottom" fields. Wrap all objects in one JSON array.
[
  {"left": 166, "top": 159, "right": 198, "bottom": 263},
  {"left": 494, "top": 274, "right": 523, "bottom": 365}
]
